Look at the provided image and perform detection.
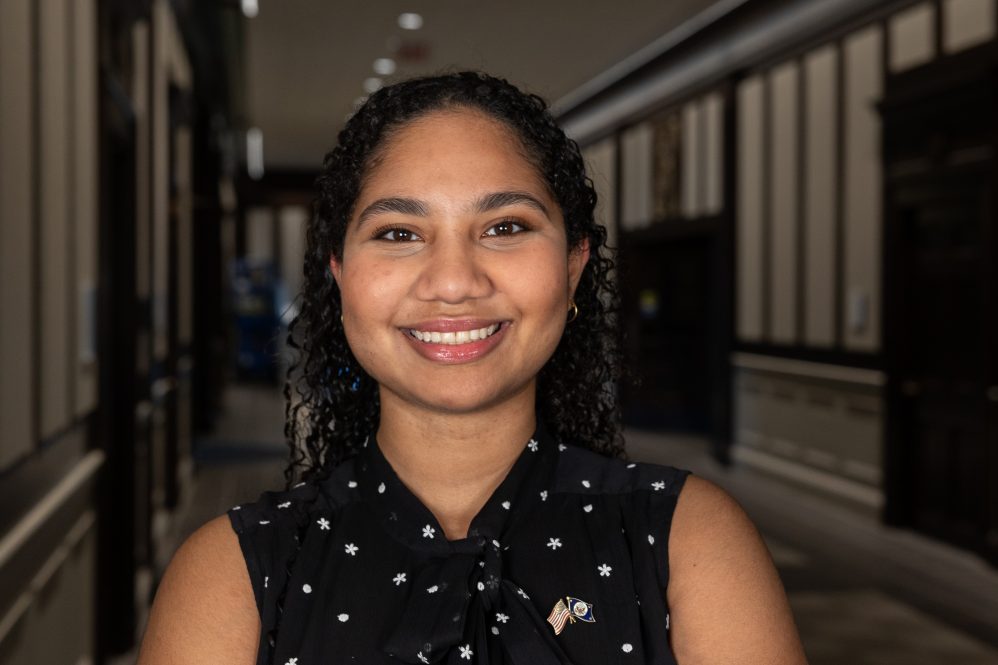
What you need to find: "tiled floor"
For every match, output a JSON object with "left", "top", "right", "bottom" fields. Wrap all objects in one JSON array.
[{"left": 147, "top": 383, "right": 998, "bottom": 664}]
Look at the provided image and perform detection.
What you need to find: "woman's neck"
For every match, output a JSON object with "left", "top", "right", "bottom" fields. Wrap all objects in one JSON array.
[{"left": 376, "top": 388, "right": 537, "bottom": 540}]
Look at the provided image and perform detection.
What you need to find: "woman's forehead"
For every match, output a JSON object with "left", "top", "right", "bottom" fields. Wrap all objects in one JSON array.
[{"left": 359, "top": 109, "right": 552, "bottom": 201}]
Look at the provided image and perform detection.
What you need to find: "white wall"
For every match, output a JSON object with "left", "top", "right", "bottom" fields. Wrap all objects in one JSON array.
[
  {"left": 803, "top": 45, "right": 839, "bottom": 348},
  {"left": 620, "top": 123, "right": 654, "bottom": 230},
  {"left": 843, "top": 25, "right": 883, "bottom": 352},
  {"left": 768, "top": 61, "right": 800, "bottom": 346}
]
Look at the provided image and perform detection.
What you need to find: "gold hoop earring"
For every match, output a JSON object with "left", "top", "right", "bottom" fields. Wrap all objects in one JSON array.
[{"left": 567, "top": 299, "right": 579, "bottom": 323}]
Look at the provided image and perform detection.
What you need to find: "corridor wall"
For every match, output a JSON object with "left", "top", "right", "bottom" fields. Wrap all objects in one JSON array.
[
  {"left": 557, "top": 0, "right": 997, "bottom": 515},
  {"left": 0, "top": 0, "right": 101, "bottom": 663}
]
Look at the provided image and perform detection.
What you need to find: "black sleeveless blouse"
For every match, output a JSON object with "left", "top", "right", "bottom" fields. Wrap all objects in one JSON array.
[{"left": 228, "top": 428, "right": 690, "bottom": 665}]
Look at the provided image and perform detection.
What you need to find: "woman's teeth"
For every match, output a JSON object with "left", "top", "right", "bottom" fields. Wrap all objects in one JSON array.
[{"left": 409, "top": 324, "right": 500, "bottom": 345}]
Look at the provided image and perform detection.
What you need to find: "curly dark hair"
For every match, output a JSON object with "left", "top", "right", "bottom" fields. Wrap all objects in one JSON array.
[{"left": 283, "top": 71, "right": 623, "bottom": 486}]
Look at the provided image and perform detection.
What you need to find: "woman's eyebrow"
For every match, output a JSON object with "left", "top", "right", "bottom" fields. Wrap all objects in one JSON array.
[
  {"left": 475, "top": 191, "right": 550, "bottom": 217},
  {"left": 356, "top": 197, "right": 429, "bottom": 225}
]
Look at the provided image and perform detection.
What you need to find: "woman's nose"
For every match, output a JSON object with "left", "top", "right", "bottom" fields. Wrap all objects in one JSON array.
[{"left": 414, "top": 235, "right": 493, "bottom": 304}]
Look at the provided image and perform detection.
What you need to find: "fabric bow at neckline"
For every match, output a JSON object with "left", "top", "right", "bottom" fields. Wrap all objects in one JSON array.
[{"left": 355, "top": 427, "right": 571, "bottom": 664}]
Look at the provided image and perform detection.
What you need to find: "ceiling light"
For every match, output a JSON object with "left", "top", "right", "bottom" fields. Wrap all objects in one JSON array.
[
  {"left": 241, "top": 0, "right": 258, "bottom": 18},
  {"left": 373, "top": 58, "right": 396, "bottom": 76},
  {"left": 363, "top": 77, "right": 383, "bottom": 94},
  {"left": 398, "top": 13, "right": 423, "bottom": 30}
]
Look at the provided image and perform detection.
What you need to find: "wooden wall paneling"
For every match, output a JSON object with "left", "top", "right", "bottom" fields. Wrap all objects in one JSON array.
[
  {"left": 804, "top": 45, "right": 839, "bottom": 348},
  {"left": 889, "top": 2, "right": 937, "bottom": 72},
  {"left": 620, "top": 122, "right": 654, "bottom": 230},
  {"left": 151, "top": 0, "right": 170, "bottom": 363},
  {"left": 703, "top": 92, "right": 724, "bottom": 216},
  {"left": 175, "top": 126, "right": 193, "bottom": 347},
  {"left": 942, "top": 0, "right": 997, "bottom": 53},
  {"left": 73, "top": 0, "right": 99, "bottom": 417},
  {"left": 38, "top": 0, "right": 72, "bottom": 439},
  {"left": 0, "top": 0, "right": 37, "bottom": 469},
  {"left": 768, "top": 61, "right": 800, "bottom": 346},
  {"left": 843, "top": 25, "right": 884, "bottom": 353},
  {"left": 736, "top": 76, "right": 765, "bottom": 342},
  {"left": 681, "top": 99, "right": 702, "bottom": 219}
]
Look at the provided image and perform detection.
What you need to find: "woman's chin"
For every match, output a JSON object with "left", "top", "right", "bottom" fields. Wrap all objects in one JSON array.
[{"left": 382, "top": 381, "right": 533, "bottom": 417}]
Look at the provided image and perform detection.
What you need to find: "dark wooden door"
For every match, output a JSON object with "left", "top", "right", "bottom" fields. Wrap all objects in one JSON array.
[
  {"left": 882, "top": 61, "right": 998, "bottom": 562},
  {"left": 620, "top": 230, "right": 714, "bottom": 432},
  {"left": 892, "top": 165, "right": 993, "bottom": 551}
]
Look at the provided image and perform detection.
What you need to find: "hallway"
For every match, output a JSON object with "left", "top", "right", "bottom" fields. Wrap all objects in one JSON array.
[{"left": 150, "top": 384, "right": 998, "bottom": 665}]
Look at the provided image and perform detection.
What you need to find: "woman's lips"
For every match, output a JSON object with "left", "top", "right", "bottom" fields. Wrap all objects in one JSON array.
[{"left": 401, "top": 320, "right": 508, "bottom": 364}]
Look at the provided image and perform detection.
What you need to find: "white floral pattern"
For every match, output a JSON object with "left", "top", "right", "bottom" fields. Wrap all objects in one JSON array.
[
  {"left": 422, "top": 524, "right": 436, "bottom": 539},
  {"left": 651, "top": 480, "right": 666, "bottom": 491},
  {"left": 392, "top": 572, "right": 407, "bottom": 586},
  {"left": 496, "top": 612, "right": 509, "bottom": 623},
  {"left": 598, "top": 563, "right": 613, "bottom": 577},
  {"left": 459, "top": 644, "right": 473, "bottom": 660},
  {"left": 547, "top": 537, "right": 562, "bottom": 550},
  {"left": 527, "top": 439, "right": 539, "bottom": 452},
  {"left": 317, "top": 518, "right": 330, "bottom": 530},
  {"left": 344, "top": 543, "right": 358, "bottom": 556}
]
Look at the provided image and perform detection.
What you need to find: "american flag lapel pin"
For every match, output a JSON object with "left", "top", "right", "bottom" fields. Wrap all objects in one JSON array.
[{"left": 547, "top": 596, "right": 596, "bottom": 635}]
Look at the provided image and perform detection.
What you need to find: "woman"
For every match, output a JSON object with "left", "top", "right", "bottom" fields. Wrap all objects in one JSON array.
[{"left": 138, "top": 72, "right": 808, "bottom": 665}]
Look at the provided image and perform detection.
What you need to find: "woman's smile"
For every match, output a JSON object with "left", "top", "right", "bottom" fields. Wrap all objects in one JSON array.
[{"left": 402, "top": 320, "right": 510, "bottom": 364}]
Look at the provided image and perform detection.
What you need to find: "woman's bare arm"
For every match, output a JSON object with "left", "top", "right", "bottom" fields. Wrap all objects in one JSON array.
[
  {"left": 667, "top": 476, "right": 809, "bottom": 664},
  {"left": 136, "top": 515, "right": 260, "bottom": 665}
]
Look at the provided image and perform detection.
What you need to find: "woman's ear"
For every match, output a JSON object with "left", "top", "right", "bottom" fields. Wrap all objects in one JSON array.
[
  {"left": 329, "top": 254, "right": 343, "bottom": 284},
  {"left": 567, "top": 238, "right": 590, "bottom": 295}
]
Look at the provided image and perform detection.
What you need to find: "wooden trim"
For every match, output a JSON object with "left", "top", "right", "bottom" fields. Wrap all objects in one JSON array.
[
  {"left": 835, "top": 35, "right": 848, "bottom": 350},
  {"left": 761, "top": 71, "right": 772, "bottom": 342},
  {"left": 734, "top": 339, "right": 882, "bottom": 370},
  {"left": 732, "top": 351, "right": 886, "bottom": 386},
  {"left": 796, "top": 54, "right": 808, "bottom": 344},
  {"left": 0, "top": 423, "right": 91, "bottom": 546}
]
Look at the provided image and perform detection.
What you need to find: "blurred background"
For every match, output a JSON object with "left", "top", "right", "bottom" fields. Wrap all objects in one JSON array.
[{"left": 1, "top": 0, "right": 997, "bottom": 663}]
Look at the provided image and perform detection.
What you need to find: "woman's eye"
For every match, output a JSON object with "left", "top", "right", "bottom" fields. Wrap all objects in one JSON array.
[
  {"left": 375, "top": 226, "right": 420, "bottom": 242},
  {"left": 483, "top": 219, "right": 526, "bottom": 237}
]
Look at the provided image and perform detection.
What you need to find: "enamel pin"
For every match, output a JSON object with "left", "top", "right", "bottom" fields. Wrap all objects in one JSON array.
[{"left": 546, "top": 596, "right": 595, "bottom": 635}]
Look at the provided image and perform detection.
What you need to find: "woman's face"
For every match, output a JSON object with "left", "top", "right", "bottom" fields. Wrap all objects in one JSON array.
[{"left": 330, "top": 108, "right": 589, "bottom": 415}]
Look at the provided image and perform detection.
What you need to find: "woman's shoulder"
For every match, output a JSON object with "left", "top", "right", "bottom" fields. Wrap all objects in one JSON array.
[
  {"left": 666, "top": 475, "right": 810, "bottom": 663},
  {"left": 136, "top": 515, "right": 259, "bottom": 664}
]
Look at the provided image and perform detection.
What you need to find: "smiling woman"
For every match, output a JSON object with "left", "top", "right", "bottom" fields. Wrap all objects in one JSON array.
[{"left": 136, "top": 72, "right": 808, "bottom": 665}]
